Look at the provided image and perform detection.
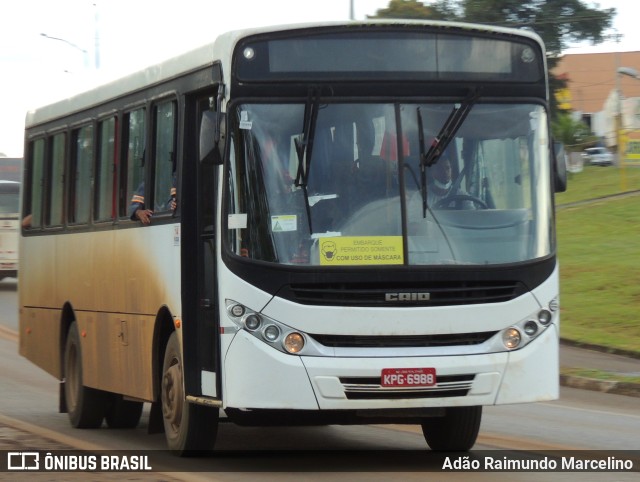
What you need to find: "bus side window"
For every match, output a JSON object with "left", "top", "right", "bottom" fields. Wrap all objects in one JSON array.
[
  {"left": 69, "top": 125, "right": 94, "bottom": 225},
  {"left": 95, "top": 117, "right": 117, "bottom": 222},
  {"left": 25, "top": 139, "right": 45, "bottom": 229},
  {"left": 47, "top": 133, "right": 66, "bottom": 227},
  {"left": 153, "top": 100, "right": 177, "bottom": 213},
  {"left": 121, "top": 108, "right": 146, "bottom": 218}
]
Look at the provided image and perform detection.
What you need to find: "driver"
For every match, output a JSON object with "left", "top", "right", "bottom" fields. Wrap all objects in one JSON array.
[{"left": 427, "top": 156, "right": 475, "bottom": 209}]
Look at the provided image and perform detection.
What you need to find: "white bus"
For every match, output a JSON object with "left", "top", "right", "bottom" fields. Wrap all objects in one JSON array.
[
  {"left": 0, "top": 180, "right": 20, "bottom": 280},
  {"left": 20, "top": 20, "right": 567, "bottom": 455}
]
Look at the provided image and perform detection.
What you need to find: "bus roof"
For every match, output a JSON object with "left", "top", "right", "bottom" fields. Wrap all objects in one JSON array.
[{"left": 25, "top": 20, "right": 544, "bottom": 129}]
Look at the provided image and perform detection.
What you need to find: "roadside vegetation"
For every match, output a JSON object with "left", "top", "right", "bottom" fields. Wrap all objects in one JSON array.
[{"left": 556, "top": 164, "right": 640, "bottom": 354}]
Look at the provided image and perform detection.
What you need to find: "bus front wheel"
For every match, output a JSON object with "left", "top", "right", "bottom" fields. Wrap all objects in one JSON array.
[
  {"left": 161, "top": 331, "right": 218, "bottom": 455},
  {"left": 64, "top": 322, "right": 109, "bottom": 428},
  {"left": 421, "top": 406, "right": 482, "bottom": 451}
]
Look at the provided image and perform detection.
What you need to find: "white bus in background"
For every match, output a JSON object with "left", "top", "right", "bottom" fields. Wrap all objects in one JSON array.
[
  {"left": 20, "top": 20, "right": 567, "bottom": 455},
  {"left": 0, "top": 180, "right": 19, "bottom": 280}
]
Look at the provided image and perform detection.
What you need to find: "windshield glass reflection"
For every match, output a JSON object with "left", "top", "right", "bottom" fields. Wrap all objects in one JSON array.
[{"left": 225, "top": 103, "right": 553, "bottom": 267}]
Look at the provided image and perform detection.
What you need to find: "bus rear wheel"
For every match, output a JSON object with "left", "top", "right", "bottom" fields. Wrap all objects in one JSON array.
[
  {"left": 64, "top": 322, "right": 109, "bottom": 428},
  {"left": 421, "top": 406, "right": 482, "bottom": 451},
  {"left": 161, "top": 331, "right": 218, "bottom": 455}
]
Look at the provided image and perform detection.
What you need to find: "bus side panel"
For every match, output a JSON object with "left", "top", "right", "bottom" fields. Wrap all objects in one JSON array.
[
  {"left": 76, "top": 311, "right": 156, "bottom": 401},
  {"left": 19, "top": 225, "right": 180, "bottom": 401},
  {"left": 19, "top": 234, "right": 61, "bottom": 378},
  {"left": 19, "top": 307, "right": 62, "bottom": 379}
]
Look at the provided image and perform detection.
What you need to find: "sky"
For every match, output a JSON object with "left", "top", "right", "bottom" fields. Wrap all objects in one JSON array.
[{"left": 1, "top": 0, "right": 638, "bottom": 157}]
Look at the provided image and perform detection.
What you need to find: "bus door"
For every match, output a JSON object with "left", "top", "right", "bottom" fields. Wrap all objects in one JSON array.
[{"left": 181, "top": 90, "right": 221, "bottom": 400}]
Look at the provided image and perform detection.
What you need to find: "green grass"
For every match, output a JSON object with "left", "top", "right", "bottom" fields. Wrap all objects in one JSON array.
[
  {"left": 556, "top": 165, "right": 640, "bottom": 353},
  {"left": 557, "top": 163, "right": 640, "bottom": 204}
]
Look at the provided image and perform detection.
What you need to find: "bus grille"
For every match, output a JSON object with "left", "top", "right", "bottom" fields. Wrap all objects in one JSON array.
[
  {"left": 287, "top": 281, "right": 523, "bottom": 306},
  {"left": 340, "top": 374, "right": 475, "bottom": 400},
  {"left": 309, "top": 332, "right": 496, "bottom": 348}
]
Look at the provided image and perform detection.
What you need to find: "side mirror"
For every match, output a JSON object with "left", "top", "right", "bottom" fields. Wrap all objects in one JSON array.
[
  {"left": 199, "top": 111, "right": 226, "bottom": 165},
  {"left": 553, "top": 141, "right": 567, "bottom": 193}
]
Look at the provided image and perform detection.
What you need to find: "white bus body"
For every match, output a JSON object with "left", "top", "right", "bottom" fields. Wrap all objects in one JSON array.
[{"left": 20, "top": 21, "right": 566, "bottom": 455}]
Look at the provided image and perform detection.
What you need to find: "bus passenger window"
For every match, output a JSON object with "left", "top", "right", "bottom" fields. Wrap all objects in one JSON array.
[
  {"left": 69, "top": 125, "right": 93, "bottom": 225},
  {"left": 95, "top": 117, "right": 117, "bottom": 222},
  {"left": 153, "top": 100, "right": 177, "bottom": 213},
  {"left": 47, "top": 133, "right": 66, "bottom": 227},
  {"left": 26, "top": 139, "right": 45, "bottom": 229},
  {"left": 122, "top": 108, "right": 146, "bottom": 219}
]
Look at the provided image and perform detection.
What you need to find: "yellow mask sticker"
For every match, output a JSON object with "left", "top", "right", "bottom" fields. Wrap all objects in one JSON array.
[{"left": 319, "top": 236, "right": 404, "bottom": 266}]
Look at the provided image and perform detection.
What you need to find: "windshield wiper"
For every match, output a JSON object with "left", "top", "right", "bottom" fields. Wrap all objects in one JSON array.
[
  {"left": 294, "top": 87, "right": 321, "bottom": 233},
  {"left": 417, "top": 89, "right": 480, "bottom": 217}
]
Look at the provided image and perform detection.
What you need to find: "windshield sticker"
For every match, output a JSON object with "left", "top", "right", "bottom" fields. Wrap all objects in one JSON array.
[
  {"left": 228, "top": 213, "right": 248, "bottom": 229},
  {"left": 271, "top": 215, "right": 297, "bottom": 232},
  {"left": 319, "top": 236, "right": 404, "bottom": 266},
  {"left": 239, "top": 111, "right": 252, "bottom": 130}
]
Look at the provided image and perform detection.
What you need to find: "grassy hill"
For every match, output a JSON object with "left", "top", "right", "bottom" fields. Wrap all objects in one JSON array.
[{"left": 556, "top": 165, "right": 640, "bottom": 353}]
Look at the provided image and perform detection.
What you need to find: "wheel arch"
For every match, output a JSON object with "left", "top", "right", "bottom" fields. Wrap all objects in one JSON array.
[{"left": 152, "top": 305, "right": 178, "bottom": 401}]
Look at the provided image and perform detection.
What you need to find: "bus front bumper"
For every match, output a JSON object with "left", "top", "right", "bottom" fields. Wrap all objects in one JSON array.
[{"left": 222, "top": 325, "right": 559, "bottom": 411}]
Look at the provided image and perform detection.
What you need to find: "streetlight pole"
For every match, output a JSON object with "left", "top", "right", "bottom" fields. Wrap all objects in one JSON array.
[{"left": 40, "top": 33, "right": 90, "bottom": 70}]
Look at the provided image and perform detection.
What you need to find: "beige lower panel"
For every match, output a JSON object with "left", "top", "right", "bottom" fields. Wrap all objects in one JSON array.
[
  {"left": 19, "top": 307, "right": 62, "bottom": 379},
  {"left": 76, "top": 312, "right": 156, "bottom": 402}
]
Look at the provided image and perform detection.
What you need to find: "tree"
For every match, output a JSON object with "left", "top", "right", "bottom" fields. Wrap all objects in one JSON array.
[
  {"left": 370, "top": 0, "right": 444, "bottom": 19},
  {"left": 552, "top": 112, "right": 593, "bottom": 151},
  {"left": 372, "top": 1, "right": 615, "bottom": 56},
  {"left": 370, "top": 1, "right": 615, "bottom": 118}
]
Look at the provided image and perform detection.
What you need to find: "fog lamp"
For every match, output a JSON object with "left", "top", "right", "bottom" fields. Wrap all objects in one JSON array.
[
  {"left": 524, "top": 320, "right": 538, "bottom": 336},
  {"left": 538, "top": 309, "right": 552, "bottom": 326},
  {"left": 284, "top": 333, "right": 305, "bottom": 354},
  {"left": 263, "top": 325, "right": 281, "bottom": 342},
  {"left": 503, "top": 328, "right": 521, "bottom": 349},
  {"left": 244, "top": 314, "right": 261, "bottom": 331}
]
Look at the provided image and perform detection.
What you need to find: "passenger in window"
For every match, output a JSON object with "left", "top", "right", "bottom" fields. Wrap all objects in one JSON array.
[
  {"left": 21, "top": 214, "right": 32, "bottom": 228},
  {"left": 129, "top": 176, "right": 177, "bottom": 224}
]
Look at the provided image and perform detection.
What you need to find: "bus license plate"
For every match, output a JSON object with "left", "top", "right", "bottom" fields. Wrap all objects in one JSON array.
[{"left": 381, "top": 368, "right": 436, "bottom": 387}]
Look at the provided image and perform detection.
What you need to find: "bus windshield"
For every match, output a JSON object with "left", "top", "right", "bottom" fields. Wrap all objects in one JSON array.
[{"left": 226, "top": 102, "right": 553, "bottom": 267}]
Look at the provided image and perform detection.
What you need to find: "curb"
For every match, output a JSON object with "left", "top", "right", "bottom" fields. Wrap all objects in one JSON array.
[
  {"left": 560, "top": 374, "right": 640, "bottom": 398},
  {"left": 559, "top": 339, "right": 640, "bottom": 398},
  {"left": 560, "top": 338, "right": 640, "bottom": 360}
]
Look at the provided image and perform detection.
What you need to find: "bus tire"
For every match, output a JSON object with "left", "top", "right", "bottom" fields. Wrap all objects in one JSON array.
[
  {"left": 64, "top": 322, "right": 109, "bottom": 428},
  {"left": 105, "top": 394, "right": 144, "bottom": 429},
  {"left": 421, "top": 406, "right": 482, "bottom": 451},
  {"left": 161, "top": 331, "right": 218, "bottom": 455}
]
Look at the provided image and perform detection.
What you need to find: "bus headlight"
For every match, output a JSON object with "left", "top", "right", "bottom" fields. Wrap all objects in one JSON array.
[
  {"left": 243, "top": 313, "right": 262, "bottom": 331},
  {"left": 284, "top": 333, "right": 305, "bottom": 354},
  {"left": 263, "top": 325, "right": 280, "bottom": 342},
  {"left": 503, "top": 328, "right": 521, "bottom": 349},
  {"left": 493, "top": 298, "right": 558, "bottom": 352},
  {"left": 538, "top": 309, "right": 552, "bottom": 326},
  {"left": 524, "top": 320, "right": 538, "bottom": 336}
]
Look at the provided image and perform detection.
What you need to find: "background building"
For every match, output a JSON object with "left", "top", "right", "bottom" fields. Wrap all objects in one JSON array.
[{"left": 554, "top": 51, "right": 640, "bottom": 149}]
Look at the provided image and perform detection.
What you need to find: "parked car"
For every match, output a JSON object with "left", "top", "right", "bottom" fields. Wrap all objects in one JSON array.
[{"left": 582, "top": 147, "right": 614, "bottom": 166}]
